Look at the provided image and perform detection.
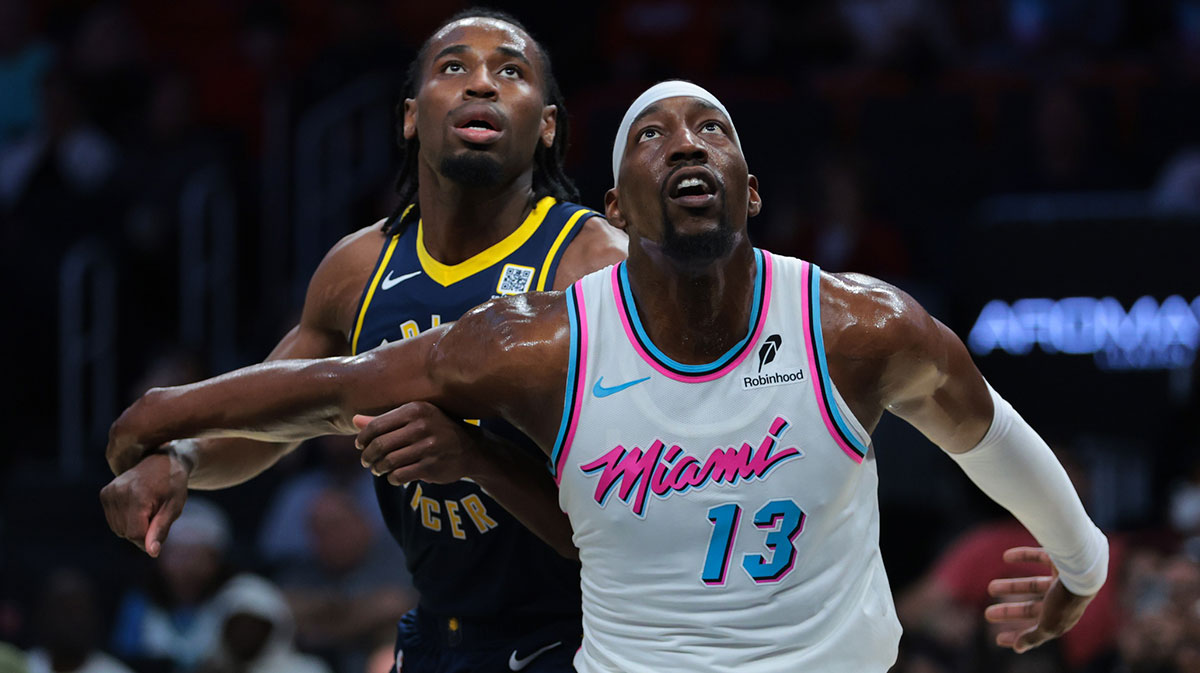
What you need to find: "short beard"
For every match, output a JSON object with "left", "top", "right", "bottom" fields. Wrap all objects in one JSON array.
[
  {"left": 440, "top": 152, "right": 502, "bottom": 187},
  {"left": 660, "top": 204, "right": 735, "bottom": 264}
]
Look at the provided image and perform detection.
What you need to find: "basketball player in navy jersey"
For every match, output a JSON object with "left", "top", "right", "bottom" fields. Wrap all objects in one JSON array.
[
  {"left": 105, "top": 82, "right": 1106, "bottom": 671},
  {"left": 101, "top": 10, "right": 625, "bottom": 673}
]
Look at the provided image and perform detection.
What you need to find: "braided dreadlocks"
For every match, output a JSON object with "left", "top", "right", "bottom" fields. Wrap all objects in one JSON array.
[{"left": 381, "top": 8, "right": 580, "bottom": 237}]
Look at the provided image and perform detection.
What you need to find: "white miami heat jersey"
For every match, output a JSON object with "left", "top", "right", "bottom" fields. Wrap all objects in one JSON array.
[{"left": 552, "top": 250, "right": 902, "bottom": 673}]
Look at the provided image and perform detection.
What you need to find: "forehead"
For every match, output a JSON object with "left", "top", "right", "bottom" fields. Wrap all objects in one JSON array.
[
  {"left": 427, "top": 18, "right": 534, "bottom": 61},
  {"left": 631, "top": 96, "right": 725, "bottom": 129}
]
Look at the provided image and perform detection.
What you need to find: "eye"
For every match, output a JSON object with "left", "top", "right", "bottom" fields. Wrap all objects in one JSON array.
[
  {"left": 638, "top": 127, "right": 661, "bottom": 142},
  {"left": 441, "top": 62, "right": 466, "bottom": 74},
  {"left": 701, "top": 121, "right": 725, "bottom": 134},
  {"left": 500, "top": 65, "right": 523, "bottom": 79}
]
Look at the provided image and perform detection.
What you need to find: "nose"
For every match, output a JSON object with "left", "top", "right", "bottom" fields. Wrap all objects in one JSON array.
[
  {"left": 464, "top": 67, "right": 498, "bottom": 100},
  {"left": 667, "top": 127, "right": 707, "bottom": 165}
]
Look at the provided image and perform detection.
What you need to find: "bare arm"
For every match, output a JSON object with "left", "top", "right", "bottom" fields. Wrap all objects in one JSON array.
[
  {"left": 107, "top": 293, "right": 571, "bottom": 471},
  {"left": 352, "top": 214, "right": 627, "bottom": 559},
  {"left": 823, "top": 272, "right": 1102, "bottom": 652},
  {"left": 101, "top": 225, "right": 380, "bottom": 555}
]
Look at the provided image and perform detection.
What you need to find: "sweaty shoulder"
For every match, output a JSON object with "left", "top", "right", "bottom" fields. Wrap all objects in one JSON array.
[
  {"left": 818, "top": 271, "right": 935, "bottom": 362},
  {"left": 552, "top": 215, "right": 628, "bottom": 289},
  {"left": 817, "top": 271, "right": 941, "bottom": 432},
  {"left": 430, "top": 291, "right": 571, "bottom": 449},
  {"left": 303, "top": 220, "right": 393, "bottom": 338}
]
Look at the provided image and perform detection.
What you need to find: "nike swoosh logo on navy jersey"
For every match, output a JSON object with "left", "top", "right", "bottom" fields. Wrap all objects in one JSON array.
[
  {"left": 592, "top": 376, "right": 650, "bottom": 398},
  {"left": 509, "top": 641, "right": 562, "bottom": 670},
  {"left": 381, "top": 270, "right": 421, "bottom": 290}
]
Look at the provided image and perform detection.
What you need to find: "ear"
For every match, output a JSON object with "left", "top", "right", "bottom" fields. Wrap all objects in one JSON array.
[
  {"left": 603, "top": 188, "right": 627, "bottom": 230},
  {"left": 540, "top": 104, "right": 557, "bottom": 148},
  {"left": 747, "top": 174, "right": 762, "bottom": 218},
  {"left": 403, "top": 98, "right": 417, "bottom": 140}
]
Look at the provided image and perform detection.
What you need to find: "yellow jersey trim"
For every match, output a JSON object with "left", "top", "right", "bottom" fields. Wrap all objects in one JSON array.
[
  {"left": 416, "top": 196, "right": 556, "bottom": 287},
  {"left": 536, "top": 207, "right": 594, "bottom": 291},
  {"left": 351, "top": 234, "right": 401, "bottom": 355}
]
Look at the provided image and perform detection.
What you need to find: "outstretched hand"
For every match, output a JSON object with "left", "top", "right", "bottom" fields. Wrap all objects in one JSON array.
[
  {"left": 354, "top": 402, "right": 486, "bottom": 486},
  {"left": 984, "top": 546, "right": 1096, "bottom": 653},
  {"left": 99, "top": 451, "right": 190, "bottom": 557}
]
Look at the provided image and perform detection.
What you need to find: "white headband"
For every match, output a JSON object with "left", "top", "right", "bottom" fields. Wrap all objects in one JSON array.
[{"left": 611, "top": 80, "right": 739, "bottom": 185}]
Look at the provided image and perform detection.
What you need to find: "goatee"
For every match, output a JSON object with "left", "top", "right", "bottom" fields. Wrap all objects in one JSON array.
[
  {"left": 660, "top": 206, "right": 735, "bottom": 263},
  {"left": 441, "top": 153, "right": 502, "bottom": 187}
]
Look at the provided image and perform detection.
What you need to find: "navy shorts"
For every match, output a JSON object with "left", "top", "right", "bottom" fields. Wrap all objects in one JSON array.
[{"left": 393, "top": 609, "right": 581, "bottom": 673}]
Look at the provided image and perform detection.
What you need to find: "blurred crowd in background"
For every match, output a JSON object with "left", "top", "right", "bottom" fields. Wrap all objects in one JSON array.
[{"left": 1, "top": 0, "right": 1198, "bottom": 672}]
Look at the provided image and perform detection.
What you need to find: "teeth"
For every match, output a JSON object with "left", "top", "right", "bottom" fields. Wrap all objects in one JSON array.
[{"left": 679, "top": 177, "right": 704, "bottom": 188}]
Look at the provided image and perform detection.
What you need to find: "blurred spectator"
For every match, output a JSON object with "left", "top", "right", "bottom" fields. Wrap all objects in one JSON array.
[
  {"left": 1170, "top": 456, "right": 1200, "bottom": 561},
  {"left": 256, "top": 435, "right": 389, "bottom": 569},
  {"left": 275, "top": 488, "right": 412, "bottom": 673},
  {"left": 1152, "top": 148, "right": 1200, "bottom": 214},
  {"left": 993, "top": 82, "right": 1123, "bottom": 194},
  {"left": 67, "top": 3, "right": 150, "bottom": 143},
  {"left": 897, "top": 449, "right": 1123, "bottom": 671},
  {"left": 111, "top": 498, "right": 236, "bottom": 672},
  {"left": 599, "top": 0, "right": 720, "bottom": 80},
  {"left": 26, "top": 568, "right": 134, "bottom": 673},
  {"left": 837, "top": 0, "right": 957, "bottom": 70},
  {"left": 198, "top": 575, "right": 330, "bottom": 673},
  {"left": 755, "top": 155, "right": 910, "bottom": 280},
  {"left": 0, "top": 0, "right": 54, "bottom": 146},
  {"left": 0, "top": 64, "right": 120, "bottom": 223},
  {"left": 1084, "top": 548, "right": 1200, "bottom": 673},
  {"left": 0, "top": 642, "right": 27, "bottom": 673}
]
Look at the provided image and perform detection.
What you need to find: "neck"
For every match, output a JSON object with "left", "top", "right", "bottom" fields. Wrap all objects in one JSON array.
[
  {"left": 624, "top": 235, "right": 758, "bottom": 365},
  {"left": 416, "top": 162, "right": 538, "bottom": 265}
]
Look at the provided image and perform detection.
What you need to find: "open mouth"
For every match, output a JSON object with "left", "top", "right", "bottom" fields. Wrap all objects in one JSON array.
[
  {"left": 451, "top": 107, "right": 505, "bottom": 146},
  {"left": 667, "top": 170, "right": 719, "bottom": 208}
]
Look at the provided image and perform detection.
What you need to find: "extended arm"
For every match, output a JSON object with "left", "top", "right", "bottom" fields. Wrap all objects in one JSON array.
[
  {"left": 107, "top": 293, "right": 571, "bottom": 483},
  {"left": 824, "top": 272, "right": 1107, "bottom": 652},
  {"left": 102, "top": 227, "right": 380, "bottom": 555},
  {"left": 348, "top": 220, "right": 627, "bottom": 559}
]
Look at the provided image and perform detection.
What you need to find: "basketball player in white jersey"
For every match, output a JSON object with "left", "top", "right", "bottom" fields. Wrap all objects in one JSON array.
[{"left": 106, "top": 81, "right": 1108, "bottom": 672}]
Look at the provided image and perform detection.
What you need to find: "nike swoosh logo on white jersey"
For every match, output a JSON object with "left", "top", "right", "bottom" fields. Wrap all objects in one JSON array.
[
  {"left": 508, "top": 641, "right": 562, "bottom": 671},
  {"left": 381, "top": 270, "right": 421, "bottom": 290}
]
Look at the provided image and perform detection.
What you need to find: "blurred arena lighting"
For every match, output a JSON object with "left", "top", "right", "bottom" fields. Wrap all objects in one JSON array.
[{"left": 968, "top": 295, "right": 1200, "bottom": 370}]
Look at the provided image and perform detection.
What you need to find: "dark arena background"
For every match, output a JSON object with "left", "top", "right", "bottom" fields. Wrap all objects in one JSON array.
[{"left": 2, "top": 1, "right": 1198, "bottom": 672}]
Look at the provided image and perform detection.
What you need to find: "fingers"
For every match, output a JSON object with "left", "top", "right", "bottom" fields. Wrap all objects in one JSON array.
[
  {"left": 352, "top": 414, "right": 375, "bottom": 430},
  {"left": 370, "top": 438, "right": 437, "bottom": 480},
  {"left": 988, "top": 576, "right": 1054, "bottom": 598},
  {"left": 385, "top": 457, "right": 435, "bottom": 486},
  {"left": 985, "top": 599, "right": 1043, "bottom": 623},
  {"left": 100, "top": 482, "right": 151, "bottom": 552},
  {"left": 144, "top": 494, "right": 186, "bottom": 558},
  {"left": 995, "top": 624, "right": 1048, "bottom": 653},
  {"left": 355, "top": 402, "right": 432, "bottom": 455},
  {"left": 360, "top": 419, "right": 429, "bottom": 469},
  {"left": 1003, "top": 546, "right": 1052, "bottom": 567}
]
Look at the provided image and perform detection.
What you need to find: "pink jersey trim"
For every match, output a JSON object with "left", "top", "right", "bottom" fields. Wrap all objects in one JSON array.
[
  {"left": 800, "top": 261, "right": 865, "bottom": 464},
  {"left": 609, "top": 252, "right": 774, "bottom": 383}
]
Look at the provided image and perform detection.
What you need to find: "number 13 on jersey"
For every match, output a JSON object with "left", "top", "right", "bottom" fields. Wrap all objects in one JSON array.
[{"left": 701, "top": 499, "right": 806, "bottom": 586}]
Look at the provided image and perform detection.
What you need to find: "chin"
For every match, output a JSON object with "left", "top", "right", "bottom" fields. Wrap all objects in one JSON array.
[
  {"left": 661, "top": 226, "right": 736, "bottom": 263},
  {"left": 440, "top": 152, "right": 503, "bottom": 187}
]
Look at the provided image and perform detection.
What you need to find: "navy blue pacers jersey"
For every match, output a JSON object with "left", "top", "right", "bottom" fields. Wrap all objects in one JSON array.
[{"left": 351, "top": 196, "right": 596, "bottom": 621}]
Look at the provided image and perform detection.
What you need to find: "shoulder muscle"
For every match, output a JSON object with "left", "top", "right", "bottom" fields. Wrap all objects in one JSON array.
[
  {"left": 301, "top": 220, "right": 391, "bottom": 338},
  {"left": 429, "top": 292, "right": 571, "bottom": 449},
  {"left": 552, "top": 216, "right": 628, "bottom": 289}
]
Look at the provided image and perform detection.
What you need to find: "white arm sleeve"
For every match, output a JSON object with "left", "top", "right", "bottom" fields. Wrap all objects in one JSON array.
[{"left": 945, "top": 383, "right": 1108, "bottom": 596}]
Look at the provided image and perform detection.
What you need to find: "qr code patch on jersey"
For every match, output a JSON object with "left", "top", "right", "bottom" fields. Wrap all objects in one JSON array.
[{"left": 496, "top": 263, "right": 536, "bottom": 295}]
